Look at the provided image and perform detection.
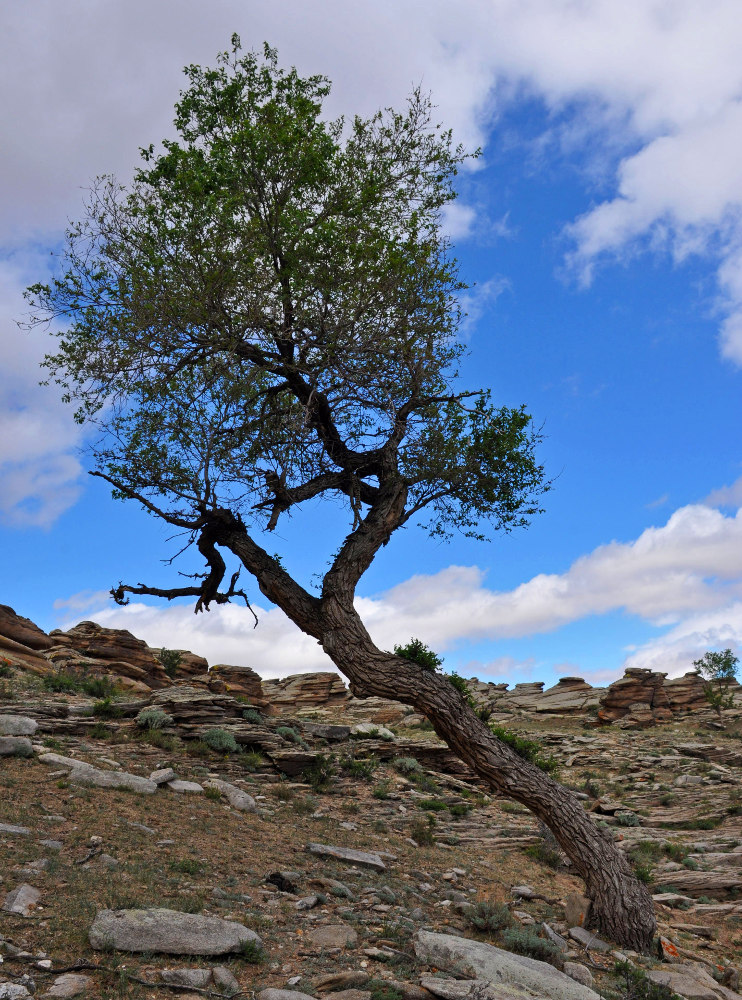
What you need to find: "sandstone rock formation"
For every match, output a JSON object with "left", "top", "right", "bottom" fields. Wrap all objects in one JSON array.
[
  {"left": 597, "top": 668, "right": 673, "bottom": 726},
  {"left": 48, "top": 621, "right": 171, "bottom": 690},
  {"left": 262, "top": 672, "right": 349, "bottom": 711}
]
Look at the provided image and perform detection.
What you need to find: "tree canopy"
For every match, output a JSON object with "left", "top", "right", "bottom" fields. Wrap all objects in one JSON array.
[{"left": 29, "top": 37, "right": 546, "bottom": 612}]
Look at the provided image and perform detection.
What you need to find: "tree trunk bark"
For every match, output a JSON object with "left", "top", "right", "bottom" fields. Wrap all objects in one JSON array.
[{"left": 319, "top": 595, "right": 657, "bottom": 952}]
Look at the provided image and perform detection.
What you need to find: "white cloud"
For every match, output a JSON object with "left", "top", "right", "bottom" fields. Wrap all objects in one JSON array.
[
  {"left": 65, "top": 499, "right": 742, "bottom": 681},
  {"left": 706, "top": 475, "right": 742, "bottom": 509},
  {"left": 0, "top": 255, "right": 84, "bottom": 526}
]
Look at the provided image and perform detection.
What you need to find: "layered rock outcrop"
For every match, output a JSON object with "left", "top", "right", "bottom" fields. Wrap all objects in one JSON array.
[{"left": 262, "top": 672, "right": 348, "bottom": 711}]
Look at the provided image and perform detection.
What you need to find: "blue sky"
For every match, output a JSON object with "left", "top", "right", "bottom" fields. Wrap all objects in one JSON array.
[{"left": 2, "top": 1, "right": 742, "bottom": 685}]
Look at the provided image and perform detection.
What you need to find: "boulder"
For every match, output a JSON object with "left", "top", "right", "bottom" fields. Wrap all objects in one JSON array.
[
  {"left": 49, "top": 621, "right": 170, "bottom": 689},
  {"left": 149, "top": 686, "right": 241, "bottom": 725},
  {"left": 414, "top": 930, "right": 601, "bottom": 1000},
  {"left": 263, "top": 671, "right": 349, "bottom": 712},
  {"left": 0, "top": 716, "right": 37, "bottom": 736},
  {"left": 202, "top": 778, "right": 257, "bottom": 812},
  {"left": 306, "top": 843, "right": 386, "bottom": 871},
  {"left": 0, "top": 736, "right": 33, "bottom": 757},
  {"left": 533, "top": 677, "right": 602, "bottom": 715},
  {"left": 598, "top": 668, "right": 672, "bottom": 725},
  {"left": 89, "top": 908, "right": 262, "bottom": 955},
  {"left": 207, "top": 663, "right": 268, "bottom": 708},
  {"left": 2, "top": 884, "right": 41, "bottom": 916},
  {"left": 0, "top": 605, "right": 54, "bottom": 650}
]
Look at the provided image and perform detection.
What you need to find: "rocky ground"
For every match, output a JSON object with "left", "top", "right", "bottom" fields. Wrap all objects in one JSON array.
[{"left": 3, "top": 608, "right": 742, "bottom": 999}]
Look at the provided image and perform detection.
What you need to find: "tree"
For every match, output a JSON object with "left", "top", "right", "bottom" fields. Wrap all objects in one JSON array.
[
  {"left": 693, "top": 648, "right": 739, "bottom": 722},
  {"left": 28, "top": 38, "right": 657, "bottom": 950}
]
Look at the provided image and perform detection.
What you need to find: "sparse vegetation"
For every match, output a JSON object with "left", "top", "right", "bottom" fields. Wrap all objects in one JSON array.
[
  {"left": 136, "top": 708, "right": 174, "bottom": 730},
  {"left": 157, "top": 647, "right": 182, "bottom": 678},
  {"left": 467, "top": 898, "right": 514, "bottom": 934},
  {"left": 489, "top": 725, "right": 559, "bottom": 775},
  {"left": 201, "top": 728, "right": 240, "bottom": 754}
]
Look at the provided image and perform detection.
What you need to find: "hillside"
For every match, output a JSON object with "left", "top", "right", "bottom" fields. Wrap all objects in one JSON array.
[{"left": 2, "top": 605, "right": 742, "bottom": 999}]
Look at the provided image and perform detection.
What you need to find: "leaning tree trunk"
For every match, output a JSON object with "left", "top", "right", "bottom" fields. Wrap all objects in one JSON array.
[{"left": 319, "top": 596, "right": 657, "bottom": 952}]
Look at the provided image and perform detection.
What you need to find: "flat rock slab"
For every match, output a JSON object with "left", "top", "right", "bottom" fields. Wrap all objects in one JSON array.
[
  {"left": 0, "top": 823, "right": 31, "bottom": 836},
  {"left": 203, "top": 778, "right": 256, "bottom": 812},
  {"left": 415, "top": 930, "right": 601, "bottom": 1000},
  {"left": 70, "top": 766, "right": 157, "bottom": 795},
  {"left": 568, "top": 926, "right": 612, "bottom": 953},
  {"left": 259, "top": 992, "right": 318, "bottom": 1000},
  {"left": 89, "top": 907, "right": 262, "bottom": 955},
  {"left": 420, "top": 975, "right": 535, "bottom": 1000},
  {"left": 0, "top": 736, "right": 33, "bottom": 757},
  {"left": 306, "top": 842, "right": 386, "bottom": 871},
  {"left": 2, "top": 883, "right": 41, "bottom": 916},
  {"left": 40, "top": 973, "right": 94, "bottom": 997},
  {"left": 149, "top": 768, "right": 177, "bottom": 785},
  {"left": 0, "top": 715, "right": 37, "bottom": 736},
  {"left": 648, "top": 966, "right": 725, "bottom": 1000},
  {"left": 166, "top": 779, "right": 203, "bottom": 793},
  {"left": 304, "top": 923, "right": 359, "bottom": 950},
  {"left": 0, "top": 985, "right": 33, "bottom": 999}
]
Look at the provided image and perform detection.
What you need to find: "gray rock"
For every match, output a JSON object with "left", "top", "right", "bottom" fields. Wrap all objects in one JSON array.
[
  {"left": 420, "top": 975, "right": 534, "bottom": 1000},
  {"left": 160, "top": 968, "right": 212, "bottom": 988},
  {"left": 564, "top": 963, "right": 595, "bottom": 988},
  {"left": 203, "top": 778, "right": 257, "bottom": 812},
  {"left": 350, "top": 722, "right": 395, "bottom": 740},
  {"left": 259, "top": 992, "right": 318, "bottom": 1000},
  {"left": 39, "top": 839, "right": 63, "bottom": 850},
  {"left": 2, "top": 884, "right": 41, "bottom": 916},
  {"left": 415, "top": 930, "right": 601, "bottom": 1000},
  {"left": 0, "top": 985, "right": 33, "bottom": 999},
  {"left": 568, "top": 926, "right": 612, "bottom": 953},
  {"left": 0, "top": 823, "right": 31, "bottom": 836},
  {"left": 149, "top": 768, "right": 177, "bottom": 785},
  {"left": 0, "top": 716, "right": 37, "bottom": 737},
  {"left": 212, "top": 966, "right": 241, "bottom": 993},
  {"left": 647, "top": 966, "right": 722, "bottom": 1000},
  {"left": 40, "top": 973, "right": 93, "bottom": 997},
  {"left": 304, "top": 923, "right": 358, "bottom": 950},
  {"left": 0, "top": 737, "right": 33, "bottom": 757},
  {"left": 89, "top": 907, "right": 262, "bottom": 955},
  {"left": 70, "top": 766, "right": 157, "bottom": 795},
  {"left": 166, "top": 779, "right": 203, "bottom": 793},
  {"left": 306, "top": 842, "right": 386, "bottom": 871}
]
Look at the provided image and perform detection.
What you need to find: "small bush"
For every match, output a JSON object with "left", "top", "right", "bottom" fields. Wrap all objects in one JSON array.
[
  {"left": 615, "top": 811, "right": 640, "bottom": 827},
  {"left": 204, "top": 786, "right": 222, "bottom": 801},
  {"left": 187, "top": 739, "right": 212, "bottom": 758},
  {"left": 418, "top": 797, "right": 448, "bottom": 812},
  {"left": 393, "top": 638, "right": 443, "bottom": 672},
  {"left": 157, "top": 648, "right": 182, "bottom": 678},
  {"left": 0, "top": 659, "right": 13, "bottom": 678},
  {"left": 139, "top": 728, "right": 178, "bottom": 750},
  {"left": 659, "top": 793, "right": 677, "bottom": 807},
  {"left": 449, "top": 802, "right": 472, "bottom": 818},
  {"left": 81, "top": 676, "right": 118, "bottom": 698},
  {"left": 467, "top": 899, "right": 514, "bottom": 933},
  {"left": 409, "top": 816, "right": 436, "bottom": 845},
  {"left": 202, "top": 728, "right": 240, "bottom": 754},
  {"left": 613, "top": 960, "right": 678, "bottom": 1000},
  {"left": 394, "top": 756, "right": 422, "bottom": 775},
  {"left": 239, "top": 939, "right": 265, "bottom": 964},
  {"left": 42, "top": 670, "right": 82, "bottom": 693},
  {"left": 664, "top": 842, "right": 687, "bottom": 862},
  {"left": 373, "top": 780, "right": 392, "bottom": 800},
  {"left": 489, "top": 725, "right": 559, "bottom": 775},
  {"left": 89, "top": 722, "right": 112, "bottom": 739},
  {"left": 242, "top": 708, "right": 263, "bottom": 724},
  {"left": 368, "top": 980, "right": 403, "bottom": 1000},
  {"left": 341, "top": 754, "right": 378, "bottom": 780},
  {"left": 136, "top": 708, "right": 174, "bottom": 730},
  {"left": 525, "top": 842, "right": 562, "bottom": 869},
  {"left": 500, "top": 927, "right": 562, "bottom": 964},
  {"left": 239, "top": 750, "right": 265, "bottom": 772},
  {"left": 276, "top": 725, "right": 306, "bottom": 746},
  {"left": 92, "top": 697, "right": 123, "bottom": 719},
  {"left": 170, "top": 858, "right": 203, "bottom": 875},
  {"left": 302, "top": 753, "right": 336, "bottom": 792}
]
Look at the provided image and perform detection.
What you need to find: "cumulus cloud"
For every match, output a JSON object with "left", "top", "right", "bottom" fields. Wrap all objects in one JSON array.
[
  {"left": 706, "top": 475, "right": 742, "bottom": 509},
  {"left": 64, "top": 500, "right": 742, "bottom": 681}
]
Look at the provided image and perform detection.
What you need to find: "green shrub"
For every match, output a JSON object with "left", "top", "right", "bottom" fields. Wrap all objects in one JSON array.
[
  {"left": 239, "top": 750, "right": 265, "bottom": 772},
  {"left": 242, "top": 708, "right": 263, "bottom": 724},
  {"left": 659, "top": 793, "right": 677, "bottom": 807},
  {"left": 615, "top": 811, "right": 640, "bottom": 827},
  {"left": 525, "top": 842, "right": 562, "bottom": 869},
  {"left": 449, "top": 802, "right": 472, "bottom": 818},
  {"left": 42, "top": 670, "right": 82, "bottom": 693},
  {"left": 368, "top": 980, "right": 403, "bottom": 1000},
  {"left": 204, "top": 786, "right": 223, "bottom": 801},
  {"left": 89, "top": 722, "right": 112, "bottom": 740},
  {"left": 0, "top": 659, "right": 13, "bottom": 678},
  {"left": 373, "top": 780, "right": 392, "bottom": 800},
  {"left": 92, "top": 697, "right": 123, "bottom": 719},
  {"left": 157, "top": 648, "right": 182, "bottom": 678},
  {"left": 202, "top": 728, "right": 240, "bottom": 754},
  {"left": 418, "top": 797, "right": 448, "bottom": 812},
  {"left": 276, "top": 725, "right": 306, "bottom": 746},
  {"left": 448, "top": 671, "right": 477, "bottom": 709},
  {"left": 393, "top": 756, "right": 422, "bottom": 775},
  {"left": 467, "top": 899, "right": 514, "bottom": 933},
  {"left": 139, "top": 728, "right": 178, "bottom": 750},
  {"left": 500, "top": 927, "right": 562, "bottom": 964},
  {"left": 489, "top": 725, "right": 559, "bottom": 775},
  {"left": 302, "top": 753, "right": 336, "bottom": 792},
  {"left": 409, "top": 816, "right": 436, "bottom": 845},
  {"left": 341, "top": 754, "right": 378, "bottom": 780},
  {"left": 393, "top": 638, "right": 443, "bottom": 672},
  {"left": 239, "top": 939, "right": 265, "bottom": 964},
  {"left": 612, "top": 960, "right": 678, "bottom": 1000},
  {"left": 136, "top": 708, "right": 174, "bottom": 730},
  {"left": 170, "top": 858, "right": 203, "bottom": 875},
  {"left": 81, "top": 676, "right": 118, "bottom": 698}
]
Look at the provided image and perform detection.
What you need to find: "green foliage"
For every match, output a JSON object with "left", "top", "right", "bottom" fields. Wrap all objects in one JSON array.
[
  {"left": 136, "top": 708, "right": 174, "bottom": 730},
  {"left": 409, "top": 815, "right": 436, "bottom": 845},
  {"left": 693, "top": 648, "right": 739, "bottom": 718},
  {"left": 418, "top": 797, "right": 448, "bottom": 812},
  {"left": 32, "top": 37, "right": 546, "bottom": 561},
  {"left": 373, "top": 779, "right": 392, "bottom": 799},
  {"left": 466, "top": 899, "right": 514, "bottom": 934},
  {"left": 302, "top": 753, "right": 336, "bottom": 792},
  {"left": 204, "top": 785, "right": 223, "bottom": 801},
  {"left": 239, "top": 750, "right": 265, "bottom": 772},
  {"left": 157, "top": 648, "right": 182, "bottom": 678},
  {"left": 170, "top": 858, "right": 203, "bottom": 876},
  {"left": 276, "top": 725, "right": 307, "bottom": 746},
  {"left": 238, "top": 939, "right": 265, "bottom": 964},
  {"left": 612, "top": 961, "right": 678, "bottom": 1000},
  {"left": 525, "top": 842, "right": 562, "bottom": 869},
  {"left": 92, "top": 697, "right": 123, "bottom": 719},
  {"left": 138, "top": 728, "right": 178, "bottom": 750},
  {"left": 42, "top": 670, "right": 82, "bottom": 694},
  {"left": 242, "top": 708, "right": 263, "bottom": 724},
  {"left": 448, "top": 670, "right": 477, "bottom": 709},
  {"left": 368, "top": 980, "right": 403, "bottom": 1000},
  {"left": 393, "top": 756, "right": 422, "bottom": 775},
  {"left": 500, "top": 927, "right": 562, "bottom": 964},
  {"left": 202, "top": 728, "right": 240, "bottom": 754},
  {"left": 393, "top": 639, "right": 443, "bottom": 672},
  {"left": 615, "top": 811, "right": 641, "bottom": 827},
  {"left": 340, "top": 753, "right": 379, "bottom": 780},
  {"left": 489, "top": 725, "right": 559, "bottom": 775},
  {"left": 82, "top": 676, "right": 118, "bottom": 698},
  {"left": 449, "top": 802, "right": 473, "bottom": 818},
  {"left": 0, "top": 658, "right": 13, "bottom": 678}
]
